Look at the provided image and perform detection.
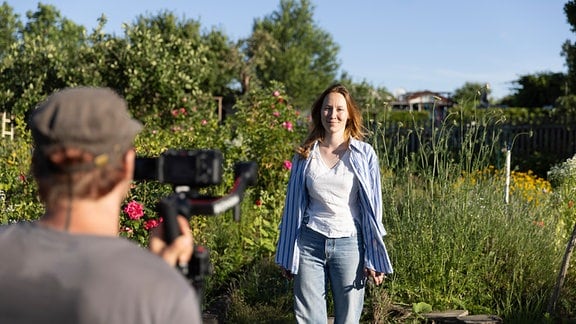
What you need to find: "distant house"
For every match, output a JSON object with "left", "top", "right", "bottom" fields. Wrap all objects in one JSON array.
[{"left": 390, "top": 90, "right": 455, "bottom": 124}]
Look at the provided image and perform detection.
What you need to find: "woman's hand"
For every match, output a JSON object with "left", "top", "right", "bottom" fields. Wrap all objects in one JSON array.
[
  {"left": 281, "top": 267, "right": 294, "bottom": 280},
  {"left": 149, "top": 215, "right": 193, "bottom": 267},
  {"left": 364, "top": 268, "right": 385, "bottom": 285}
]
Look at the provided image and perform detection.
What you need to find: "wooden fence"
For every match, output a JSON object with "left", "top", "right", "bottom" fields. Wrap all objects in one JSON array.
[
  {"left": 1, "top": 112, "right": 14, "bottom": 140},
  {"left": 500, "top": 124, "right": 576, "bottom": 158},
  {"left": 378, "top": 123, "right": 576, "bottom": 175}
]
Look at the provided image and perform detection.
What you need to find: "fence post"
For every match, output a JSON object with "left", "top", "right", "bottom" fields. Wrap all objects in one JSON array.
[
  {"left": 2, "top": 112, "right": 14, "bottom": 140},
  {"left": 504, "top": 147, "right": 511, "bottom": 204}
]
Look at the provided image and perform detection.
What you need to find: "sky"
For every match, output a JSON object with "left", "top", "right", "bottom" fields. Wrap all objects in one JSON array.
[{"left": 9, "top": 0, "right": 574, "bottom": 100}]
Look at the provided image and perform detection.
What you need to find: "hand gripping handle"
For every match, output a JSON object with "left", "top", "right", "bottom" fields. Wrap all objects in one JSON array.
[
  {"left": 157, "top": 194, "right": 182, "bottom": 244},
  {"left": 157, "top": 194, "right": 191, "bottom": 276}
]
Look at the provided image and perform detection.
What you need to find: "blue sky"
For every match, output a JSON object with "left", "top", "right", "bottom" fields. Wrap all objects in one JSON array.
[{"left": 10, "top": 0, "right": 573, "bottom": 100}]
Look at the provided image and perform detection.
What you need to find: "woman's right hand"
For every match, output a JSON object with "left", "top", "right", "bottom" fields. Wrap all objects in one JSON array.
[
  {"left": 364, "top": 268, "right": 385, "bottom": 285},
  {"left": 281, "top": 267, "right": 293, "bottom": 280}
]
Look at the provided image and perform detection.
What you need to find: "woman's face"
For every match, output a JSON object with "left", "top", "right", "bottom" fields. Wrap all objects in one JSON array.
[{"left": 321, "top": 92, "right": 349, "bottom": 137}]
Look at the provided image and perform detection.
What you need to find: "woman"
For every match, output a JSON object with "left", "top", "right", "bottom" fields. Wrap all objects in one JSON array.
[{"left": 275, "top": 84, "right": 393, "bottom": 323}]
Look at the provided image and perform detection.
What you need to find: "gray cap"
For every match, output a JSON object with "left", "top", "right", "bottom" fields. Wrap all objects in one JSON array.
[{"left": 30, "top": 87, "right": 142, "bottom": 161}]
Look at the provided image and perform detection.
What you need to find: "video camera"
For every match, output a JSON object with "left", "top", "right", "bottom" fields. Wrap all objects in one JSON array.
[
  {"left": 133, "top": 149, "right": 258, "bottom": 305},
  {"left": 134, "top": 149, "right": 223, "bottom": 187}
]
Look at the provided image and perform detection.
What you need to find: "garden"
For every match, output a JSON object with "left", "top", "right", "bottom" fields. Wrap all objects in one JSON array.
[
  {"left": 2, "top": 84, "right": 576, "bottom": 323},
  {"left": 2, "top": 2, "right": 576, "bottom": 322}
]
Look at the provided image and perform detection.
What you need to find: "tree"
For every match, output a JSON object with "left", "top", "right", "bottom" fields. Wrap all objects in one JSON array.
[
  {"left": 0, "top": 3, "right": 89, "bottom": 115},
  {"left": 339, "top": 72, "right": 392, "bottom": 112},
  {"left": 246, "top": 0, "right": 340, "bottom": 109},
  {"left": 116, "top": 11, "right": 242, "bottom": 118},
  {"left": 452, "top": 82, "right": 491, "bottom": 108},
  {"left": 200, "top": 28, "right": 243, "bottom": 98},
  {"left": 237, "top": 28, "right": 280, "bottom": 95},
  {"left": 563, "top": 0, "right": 576, "bottom": 95},
  {"left": 506, "top": 72, "right": 566, "bottom": 108},
  {"left": 103, "top": 12, "right": 216, "bottom": 121},
  {"left": 0, "top": 4, "right": 241, "bottom": 123},
  {"left": 0, "top": 2, "right": 22, "bottom": 58}
]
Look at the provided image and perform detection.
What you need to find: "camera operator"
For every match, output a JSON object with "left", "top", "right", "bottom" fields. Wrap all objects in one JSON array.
[{"left": 0, "top": 87, "right": 201, "bottom": 323}]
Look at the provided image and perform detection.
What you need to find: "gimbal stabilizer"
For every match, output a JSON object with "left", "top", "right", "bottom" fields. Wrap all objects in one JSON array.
[{"left": 156, "top": 160, "right": 258, "bottom": 306}]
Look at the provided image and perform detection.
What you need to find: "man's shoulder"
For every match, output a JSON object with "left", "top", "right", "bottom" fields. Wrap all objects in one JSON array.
[
  {"left": 0, "top": 221, "right": 31, "bottom": 238},
  {"left": 0, "top": 223, "right": 184, "bottom": 283},
  {"left": 0, "top": 223, "right": 201, "bottom": 323}
]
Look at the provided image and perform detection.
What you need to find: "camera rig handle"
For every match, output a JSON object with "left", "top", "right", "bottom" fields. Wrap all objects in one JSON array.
[
  {"left": 156, "top": 161, "right": 257, "bottom": 304},
  {"left": 157, "top": 161, "right": 258, "bottom": 244}
]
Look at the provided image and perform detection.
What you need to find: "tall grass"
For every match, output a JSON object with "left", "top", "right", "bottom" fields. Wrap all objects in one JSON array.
[
  {"left": 365, "top": 108, "right": 567, "bottom": 322},
  {"left": 4, "top": 96, "right": 574, "bottom": 322},
  {"left": 215, "top": 108, "right": 575, "bottom": 323}
]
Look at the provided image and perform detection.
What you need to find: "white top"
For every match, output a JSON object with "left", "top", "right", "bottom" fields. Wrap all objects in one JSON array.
[
  {"left": 275, "top": 138, "right": 393, "bottom": 274},
  {"left": 304, "top": 145, "right": 360, "bottom": 238}
]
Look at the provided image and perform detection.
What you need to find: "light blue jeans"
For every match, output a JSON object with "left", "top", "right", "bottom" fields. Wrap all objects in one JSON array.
[{"left": 294, "top": 225, "right": 366, "bottom": 324}]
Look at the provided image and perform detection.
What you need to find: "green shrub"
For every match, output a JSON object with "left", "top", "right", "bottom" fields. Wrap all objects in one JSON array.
[{"left": 0, "top": 115, "right": 41, "bottom": 224}]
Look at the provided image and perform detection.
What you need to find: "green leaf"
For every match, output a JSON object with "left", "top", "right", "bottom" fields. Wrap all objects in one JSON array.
[{"left": 412, "top": 302, "right": 432, "bottom": 314}]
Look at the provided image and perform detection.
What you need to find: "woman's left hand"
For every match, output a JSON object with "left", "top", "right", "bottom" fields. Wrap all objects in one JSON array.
[{"left": 364, "top": 268, "right": 385, "bottom": 285}]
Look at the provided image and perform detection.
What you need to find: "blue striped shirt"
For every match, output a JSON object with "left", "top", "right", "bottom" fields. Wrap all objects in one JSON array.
[{"left": 274, "top": 138, "right": 394, "bottom": 274}]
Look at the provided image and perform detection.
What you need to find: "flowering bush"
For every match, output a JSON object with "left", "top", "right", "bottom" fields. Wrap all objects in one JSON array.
[
  {"left": 225, "top": 82, "right": 306, "bottom": 196},
  {"left": 109, "top": 82, "right": 308, "bottom": 288},
  {"left": 119, "top": 198, "right": 163, "bottom": 246},
  {"left": 548, "top": 154, "right": 576, "bottom": 189},
  {"left": 547, "top": 154, "right": 576, "bottom": 242},
  {"left": 193, "top": 83, "right": 306, "bottom": 285}
]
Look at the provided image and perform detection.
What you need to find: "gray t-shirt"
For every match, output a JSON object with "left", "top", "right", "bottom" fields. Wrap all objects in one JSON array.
[{"left": 0, "top": 222, "right": 201, "bottom": 324}]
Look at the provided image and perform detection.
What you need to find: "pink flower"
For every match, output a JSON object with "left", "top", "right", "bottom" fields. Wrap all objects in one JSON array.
[
  {"left": 273, "top": 111, "right": 280, "bottom": 117},
  {"left": 273, "top": 90, "right": 280, "bottom": 97},
  {"left": 171, "top": 109, "right": 178, "bottom": 117},
  {"left": 201, "top": 119, "right": 208, "bottom": 125},
  {"left": 124, "top": 201, "right": 144, "bottom": 220},
  {"left": 282, "top": 121, "right": 293, "bottom": 131},
  {"left": 283, "top": 160, "right": 292, "bottom": 171},
  {"left": 179, "top": 107, "right": 186, "bottom": 115},
  {"left": 144, "top": 218, "right": 163, "bottom": 230}
]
